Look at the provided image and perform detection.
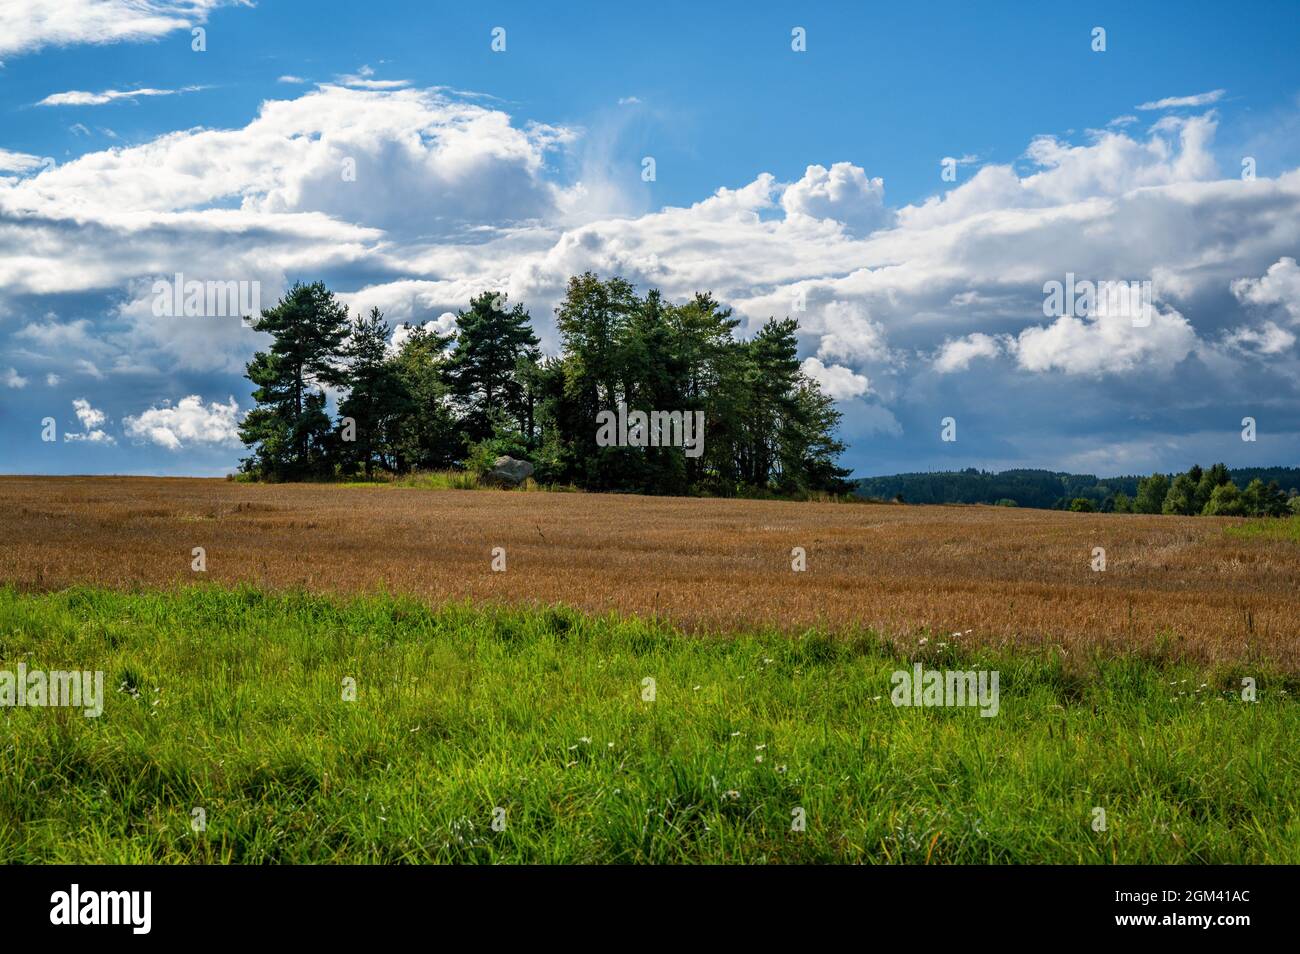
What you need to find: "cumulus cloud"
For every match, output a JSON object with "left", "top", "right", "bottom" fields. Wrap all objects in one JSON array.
[
  {"left": 1223, "top": 321, "right": 1296, "bottom": 355},
  {"left": 64, "top": 398, "right": 114, "bottom": 443},
  {"left": 1011, "top": 304, "right": 1198, "bottom": 376},
  {"left": 0, "top": 84, "right": 572, "bottom": 244},
  {"left": 899, "top": 113, "right": 1220, "bottom": 229},
  {"left": 781, "top": 162, "right": 892, "bottom": 233},
  {"left": 3, "top": 367, "right": 28, "bottom": 388},
  {"left": 123, "top": 394, "right": 241, "bottom": 449},
  {"left": 1232, "top": 257, "right": 1300, "bottom": 324},
  {"left": 800, "top": 357, "right": 871, "bottom": 399},
  {"left": 932, "top": 333, "right": 1002, "bottom": 373},
  {"left": 0, "top": 1, "right": 243, "bottom": 58},
  {"left": 810, "top": 301, "right": 894, "bottom": 365}
]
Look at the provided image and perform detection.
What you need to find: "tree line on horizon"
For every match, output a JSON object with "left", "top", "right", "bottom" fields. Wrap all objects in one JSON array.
[
  {"left": 237, "top": 274, "right": 852, "bottom": 496},
  {"left": 856, "top": 465, "right": 1299, "bottom": 516}
]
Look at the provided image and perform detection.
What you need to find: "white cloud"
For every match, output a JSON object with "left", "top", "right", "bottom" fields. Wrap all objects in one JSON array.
[
  {"left": 810, "top": 301, "right": 893, "bottom": 365},
  {"left": 617, "top": 96, "right": 642, "bottom": 106},
  {"left": 1011, "top": 304, "right": 1198, "bottom": 376},
  {"left": 65, "top": 397, "right": 114, "bottom": 443},
  {"left": 46, "top": 373, "right": 60, "bottom": 386},
  {"left": 1, "top": 85, "right": 571, "bottom": 241},
  {"left": 123, "top": 394, "right": 241, "bottom": 450},
  {"left": 0, "top": 1, "right": 244, "bottom": 58},
  {"left": 781, "top": 162, "right": 892, "bottom": 233},
  {"left": 932, "top": 333, "right": 1002, "bottom": 373},
  {"left": 389, "top": 314, "right": 457, "bottom": 353},
  {"left": 37, "top": 86, "right": 203, "bottom": 106},
  {"left": 1223, "top": 320, "right": 1296, "bottom": 355},
  {"left": 899, "top": 114, "right": 1221, "bottom": 228},
  {"left": 800, "top": 357, "right": 871, "bottom": 399},
  {"left": 1137, "top": 89, "right": 1225, "bottom": 111},
  {"left": 1232, "top": 257, "right": 1300, "bottom": 323},
  {"left": 76, "top": 359, "right": 105, "bottom": 379},
  {"left": 277, "top": 75, "right": 307, "bottom": 84},
  {"left": 0, "top": 148, "right": 45, "bottom": 173},
  {"left": 335, "top": 65, "right": 408, "bottom": 90},
  {"left": 3, "top": 367, "right": 28, "bottom": 388}
]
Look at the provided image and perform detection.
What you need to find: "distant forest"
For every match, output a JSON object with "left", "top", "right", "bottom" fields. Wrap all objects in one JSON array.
[{"left": 856, "top": 466, "right": 1300, "bottom": 514}]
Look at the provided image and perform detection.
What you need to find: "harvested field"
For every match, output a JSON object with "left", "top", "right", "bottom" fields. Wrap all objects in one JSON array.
[{"left": 1, "top": 476, "right": 1297, "bottom": 671}]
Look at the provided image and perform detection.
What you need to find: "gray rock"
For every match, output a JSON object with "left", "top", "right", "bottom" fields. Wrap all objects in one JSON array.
[{"left": 482, "top": 455, "right": 534, "bottom": 488}]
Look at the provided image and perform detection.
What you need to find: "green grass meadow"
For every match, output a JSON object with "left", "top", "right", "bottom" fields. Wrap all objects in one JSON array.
[{"left": 1, "top": 584, "right": 1296, "bottom": 863}]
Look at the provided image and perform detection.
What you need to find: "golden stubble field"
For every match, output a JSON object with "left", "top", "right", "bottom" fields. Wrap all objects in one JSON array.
[{"left": 1, "top": 476, "right": 1296, "bottom": 670}]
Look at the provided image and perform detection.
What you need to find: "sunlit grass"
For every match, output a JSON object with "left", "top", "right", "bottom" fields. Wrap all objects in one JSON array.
[
  {"left": 1226, "top": 514, "right": 1300, "bottom": 543},
  {"left": 1, "top": 585, "right": 1295, "bottom": 863}
]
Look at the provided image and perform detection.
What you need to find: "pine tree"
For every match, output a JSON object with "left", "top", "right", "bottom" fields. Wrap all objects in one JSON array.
[
  {"left": 239, "top": 282, "right": 350, "bottom": 479},
  {"left": 389, "top": 324, "right": 458, "bottom": 471},
  {"left": 445, "top": 292, "right": 540, "bottom": 446},
  {"left": 338, "top": 307, "right": 403, "bottom": 478}
]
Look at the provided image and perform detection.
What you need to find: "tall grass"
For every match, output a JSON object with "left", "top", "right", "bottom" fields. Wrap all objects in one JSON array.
[{"left": 0, "top": 585, "right": 1295, "bottom": 863}]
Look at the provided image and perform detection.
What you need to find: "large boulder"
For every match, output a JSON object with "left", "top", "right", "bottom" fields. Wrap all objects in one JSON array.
[{"left": 482, "top": 455, "right": 534, "bottom": 488}]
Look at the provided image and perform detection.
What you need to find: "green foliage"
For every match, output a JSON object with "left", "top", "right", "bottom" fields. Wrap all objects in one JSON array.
[
  {"left": 1134, "top": 473, "right": 1170, "bottom": 514},
  {"left": 1161, "top": 473, "right": 1197, "bottom": 515},
  {"left": 1068, "top": 497, "right": 1095, "bottom": 512},
  {"left": 1241, "top": 478, "right": 1291, "bottom": 517},
  {"left": 445, "top": 292, "right": 540, "bottom": 447},
  {"left": 388, "top": 323, "right": 459, "bottom": 472},
  {"left": 338, "top": 307, "right": 404, "bottom": 478},
  {"left": 239, "top": 282, "right": 351, "bottom": 480},
  {"left": 1202, "top": 482, "right": 1247, "bottom": 517}
]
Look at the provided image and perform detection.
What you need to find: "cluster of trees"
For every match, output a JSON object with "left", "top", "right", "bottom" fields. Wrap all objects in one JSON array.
[
  {"left": 1117, "top": 464, "right": 1297, "bottom": 517},
  {"left": 238, "top": 275, "right": 852, "bottom": 496}
]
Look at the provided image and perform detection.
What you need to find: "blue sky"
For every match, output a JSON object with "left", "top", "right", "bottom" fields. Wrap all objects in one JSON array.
[{"left": 2, "top": 0, "right": 1299, "bottom": 477}]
